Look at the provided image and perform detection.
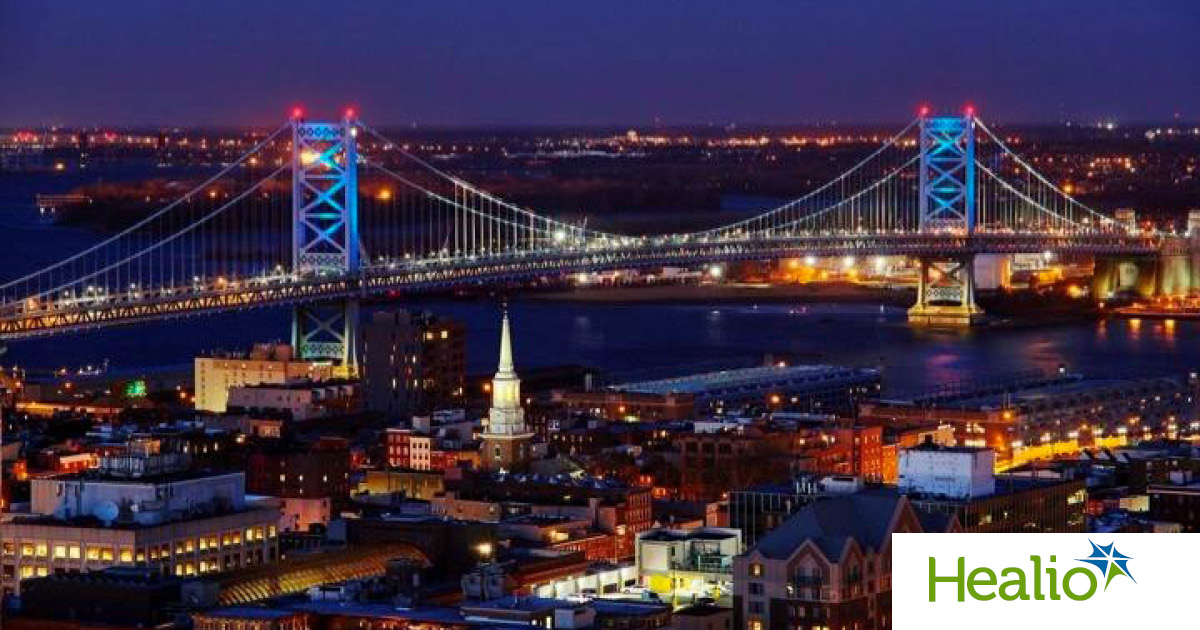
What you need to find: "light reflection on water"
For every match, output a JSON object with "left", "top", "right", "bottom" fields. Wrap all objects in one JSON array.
[{"left": 3, "top": 299, "right": 1194, "bottom": 394}]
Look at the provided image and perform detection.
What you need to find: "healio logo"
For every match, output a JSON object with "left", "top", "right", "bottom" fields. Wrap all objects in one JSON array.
[{"left": 928, "top": 539, "right": 1135, "bottom": 603}]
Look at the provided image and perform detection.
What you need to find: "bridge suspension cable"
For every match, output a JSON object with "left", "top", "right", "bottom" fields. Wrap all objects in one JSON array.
[
  {"left": 358, "top": 156, "right": 620, "bottom": 263},
  {"left": 0, "top": 124, "right": 294, "bottom": 318},
  {"left": 356, "top": 124, "right": 619, "bottom": 262},
  {"left": 766, "top": 154, "right": 921, "bottom": 236},
  {"left": 693, "top": 119, "right": 920, "bottom": 240},
  {"left": 973, "top": 119, "right": 1118, "bottom": 233}
]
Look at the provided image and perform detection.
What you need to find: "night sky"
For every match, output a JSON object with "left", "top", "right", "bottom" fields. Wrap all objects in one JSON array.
[{"left": 2, "top": 0, "right": 1197, "bottom": 127}]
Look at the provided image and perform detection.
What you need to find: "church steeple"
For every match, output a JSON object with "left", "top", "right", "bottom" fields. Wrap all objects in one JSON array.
[
  {"left": 490, "top": 306, "right": 521, "bottom": 412},
  {"left": 481, "top": 305, "right": 533, "bottom": 471},
  {"left": 496, "top": 307, "right": 515, "bottom": 379}
]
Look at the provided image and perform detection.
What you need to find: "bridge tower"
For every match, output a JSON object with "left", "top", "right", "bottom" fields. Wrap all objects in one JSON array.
[
  {"left": 908, "top": 112, "right": 986, "bottom": 327},
  {"left": 290, "top": 111, "right": 361, "bottom": 369}
]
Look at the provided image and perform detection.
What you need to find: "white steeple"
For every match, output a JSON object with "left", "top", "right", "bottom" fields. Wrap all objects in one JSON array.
[
  {"left": 487, "top": 306, "right": 527, "bottom": 436},
  {"left": 496, "top": 307, "right": 516, "bottom": 379}
]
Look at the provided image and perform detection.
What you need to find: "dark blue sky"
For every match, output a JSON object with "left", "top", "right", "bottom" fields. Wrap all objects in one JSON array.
[{"left": 2, "top": 0, "right": 1196, "bottom": 127}]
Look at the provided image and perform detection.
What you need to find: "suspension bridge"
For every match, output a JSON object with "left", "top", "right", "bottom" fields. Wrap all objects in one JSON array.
[{"left": 0, "top": 108, "right": 1169, "bottom": 366}]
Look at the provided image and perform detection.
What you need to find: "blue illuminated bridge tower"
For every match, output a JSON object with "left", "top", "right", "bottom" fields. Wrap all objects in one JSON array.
[
  {"left": 290, "top": 114, "right": 361, "bottom": 368},
  {"left": 908, "top": 112, "right": 986, "bottom": 326}
]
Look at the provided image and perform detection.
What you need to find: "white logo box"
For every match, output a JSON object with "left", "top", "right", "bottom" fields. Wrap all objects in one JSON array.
[{"left": 893, "top": 533, "right": 1200, "bottom": 629}]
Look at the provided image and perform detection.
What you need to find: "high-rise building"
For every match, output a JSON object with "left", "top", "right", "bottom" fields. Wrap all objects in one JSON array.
[
  {"left": 362, "top": 311, "right": 466, "bottom": 419},
  {"left": 480, "top": 310, "right": 533, "bottom": 472}
]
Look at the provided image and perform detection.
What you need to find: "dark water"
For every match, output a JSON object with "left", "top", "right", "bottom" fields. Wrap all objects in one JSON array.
[{"left": 1, "top": 166, "right": 1195, "bottom": 392}]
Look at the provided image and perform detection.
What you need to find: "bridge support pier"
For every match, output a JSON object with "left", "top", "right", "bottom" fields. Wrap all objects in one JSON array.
[
  {"left": 1092, "top": 257, "right": 1160, "bottom": 299},
  {"left": 908, "top": 256, "right": 986, "bottom": 327},
  {"left": 293, "top": 299, "right": 359, "bottom": 376}
]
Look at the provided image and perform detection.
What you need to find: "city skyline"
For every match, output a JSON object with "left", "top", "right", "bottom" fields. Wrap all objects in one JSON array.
[
  {"left": 1, "top": 4, "right": 1198, "bottom": 629},
  {"left": 2, "top": 0, "right": 1197, "bottom": 128}
]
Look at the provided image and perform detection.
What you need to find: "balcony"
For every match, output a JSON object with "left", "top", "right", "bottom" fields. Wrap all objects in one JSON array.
[{"left": 669, "top": 552, "right": 732, "bottom": 574}]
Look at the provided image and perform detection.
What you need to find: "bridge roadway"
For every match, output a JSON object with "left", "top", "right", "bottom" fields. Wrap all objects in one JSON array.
[{"left": 0, "top": 231, "right": 1160, "bottom": 339}]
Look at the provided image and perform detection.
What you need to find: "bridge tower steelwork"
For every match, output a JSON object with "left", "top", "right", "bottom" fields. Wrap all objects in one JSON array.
[
  {"left": 909, "top": 113, "right": 985, "bottom": 326},
  {"left": 290, "top": 112, "right": 361, "bottom": 368}
]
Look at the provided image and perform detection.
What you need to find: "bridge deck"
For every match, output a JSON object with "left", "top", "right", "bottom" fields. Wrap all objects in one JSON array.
[{"left": 0, "top": 233, "right": 1160, "bottom": 340}]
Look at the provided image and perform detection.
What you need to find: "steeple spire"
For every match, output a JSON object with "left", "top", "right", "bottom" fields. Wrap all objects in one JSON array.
[
  {"left": 496, "top": 304, "right": 515, "bottom": 378},
  {"left": 482, "top": 304, "right": 531, "bottom": 473}
]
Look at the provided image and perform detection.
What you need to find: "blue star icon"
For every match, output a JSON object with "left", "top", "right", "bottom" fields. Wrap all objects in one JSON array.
[{"left": 1076, "top": 540, "right": 1135, "bottom": 590}]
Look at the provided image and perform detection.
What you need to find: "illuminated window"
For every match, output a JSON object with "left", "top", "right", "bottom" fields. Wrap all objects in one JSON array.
[
  {"left": 85, "top": 546, "right": 101, "bottom": 561},
  {"left": 20, "top": 566, "right": 34, "bottom": 579},
  {"left": 120, "top": 548, "right": 134, "bottom": 563},
  {"left": 53, "top": 545, "right": 67, "bottom": 559},
  {"left": 35, "top": 543, "right": 48, "bottom": 558},
  {"left": 750, "top": 562, "right": 764, "bottom": 577},
  {"left": 749, "top": 620, "right": 763, "bottom": 630},
  {"left": 69, "top": 545, "right": 81, "bottom": 559}
]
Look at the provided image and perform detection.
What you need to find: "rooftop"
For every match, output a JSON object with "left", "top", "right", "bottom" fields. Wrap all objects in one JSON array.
[
  {"left": 904, "top": 442, "right": 992, "bottom": 454},
  {"left": 590, "top": 598, "right": 672, "bottom": 616},
  {"left": 465, "top": 595, "right": 583, "bottom": 613},
  {"left": 753, "top": 491, "right": 905, "bottom": 560},
  {"left": 285, "top": 601, "right": 476, "bottom": 624},
  {"left": 673, "top": 603, "right": 732, "bottom": 617},
  {"left": 504, "top": 514, "right": 588, "bottom": 526},
  {"left": 752, "top": 490, "right": 952, "bottom": 560},
  {"left": 638, "top": 527, "right": 739, "bottom": 542},
  {"left": 613, "top": 365, "right": 877, "bottom": 395},
  {"left": 7, "top": 503, "right": 276, "bottom": 530},
  {"left": 235, "top": 378, "right": 356, "bottom": 390},
  {"left": 43, "top": 466, "right": 242, "bottom": 485},
  {"left": 200, "top": 607, "right": 304, "bottom": 621},
  {"left": 944, "top": 375, "right": 1184, "bottom": 411}
]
